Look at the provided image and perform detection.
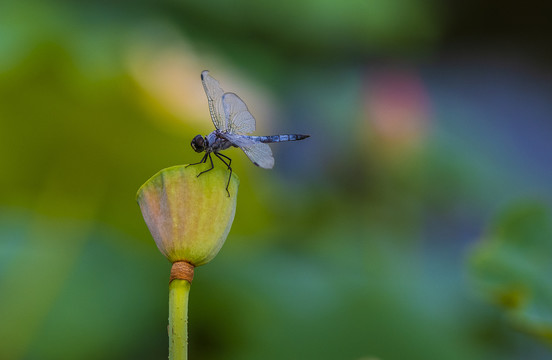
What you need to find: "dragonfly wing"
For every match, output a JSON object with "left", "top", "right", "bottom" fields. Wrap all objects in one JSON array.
[
  {"left": 201, "top": 70, "right": 226, "bottom": 131},
  {"left": 222, "top": 92, "right": 256, "bottom": 135},
  {"left": 222, "top": 133, "right": 256, "bottom": 148},
  {"left": 241, "top": 143, "right": 274, "bottom": 169}
]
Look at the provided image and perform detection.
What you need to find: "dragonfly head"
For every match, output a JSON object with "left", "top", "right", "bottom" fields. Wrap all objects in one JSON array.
[{"left": 191, "top": 135, "right": 206, "bottom": 153}]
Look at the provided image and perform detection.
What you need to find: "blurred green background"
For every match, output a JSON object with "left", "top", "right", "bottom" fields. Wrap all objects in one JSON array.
[{"left": 1, "top": 0, "right": 551, "bottom": 359}]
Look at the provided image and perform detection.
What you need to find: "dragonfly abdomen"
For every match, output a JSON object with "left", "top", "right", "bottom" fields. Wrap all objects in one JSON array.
[{"left": 251, "top": 134, "right": 310, "bottom": 143}]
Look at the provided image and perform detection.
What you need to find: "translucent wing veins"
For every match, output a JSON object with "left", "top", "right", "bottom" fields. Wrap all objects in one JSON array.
[
  {"left": 222, "top": 92, "right": 256, "bottom": 135},
  {"left": 201, "top": 70, "right": 226, "bottom": 131},
  {"left": 241, "top": 143, "right": 274, "bottom": 169}
]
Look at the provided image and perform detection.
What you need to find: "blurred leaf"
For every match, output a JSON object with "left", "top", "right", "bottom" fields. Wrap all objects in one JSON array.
[{"left": 469, "top": 202, "right": 552, "bottom": 343}]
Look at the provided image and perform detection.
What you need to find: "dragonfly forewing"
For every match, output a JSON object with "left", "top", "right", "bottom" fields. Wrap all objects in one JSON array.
[{"left": 201, "top": 70, "right": 227, "bottom": 131}]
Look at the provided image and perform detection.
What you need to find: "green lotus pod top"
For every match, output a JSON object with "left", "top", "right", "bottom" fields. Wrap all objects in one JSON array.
[{"left": 136, "top": 164, "right": 239, "bottom": 266}]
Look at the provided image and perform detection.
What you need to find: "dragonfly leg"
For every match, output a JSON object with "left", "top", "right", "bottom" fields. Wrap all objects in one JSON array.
[
  {"left": 186, "top": 153, "right": 208, "bottom": 167},
  {"left": 197, "top": 153, "right": 214, "bottom": 177},
  {"left": 214, "top": 152, "right": 232, "bottom": 197},
  {"left": 215, "top": 152, "right": 232, "bottom": 168}
]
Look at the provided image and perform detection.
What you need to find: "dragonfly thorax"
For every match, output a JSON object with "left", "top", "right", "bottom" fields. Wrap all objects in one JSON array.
[{"left": 191, "top": 135, "right": 207, "bottom": 153}]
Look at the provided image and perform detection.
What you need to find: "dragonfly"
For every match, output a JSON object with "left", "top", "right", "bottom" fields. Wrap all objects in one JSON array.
[{"left": 187, "top": 70, "right": 310, "bottom": 195}]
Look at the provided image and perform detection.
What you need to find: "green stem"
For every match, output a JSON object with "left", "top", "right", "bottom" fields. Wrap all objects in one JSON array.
[{"left": 169, "top": 279, "right": 191, "bottom": 360}]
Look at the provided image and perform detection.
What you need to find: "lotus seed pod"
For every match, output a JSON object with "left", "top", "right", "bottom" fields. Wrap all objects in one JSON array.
[{"left": 137, "top": 164, "right": 239, "bottom": 266}]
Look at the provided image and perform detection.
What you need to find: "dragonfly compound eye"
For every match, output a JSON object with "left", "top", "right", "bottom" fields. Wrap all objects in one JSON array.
[{"left": 191, "top": 135, "right": 205, "bottom": 153}]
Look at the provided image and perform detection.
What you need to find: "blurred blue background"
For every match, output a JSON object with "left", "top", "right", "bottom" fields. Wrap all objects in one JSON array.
[{"left": 1, "top": 0, "right": 551, "bottom": 359}]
